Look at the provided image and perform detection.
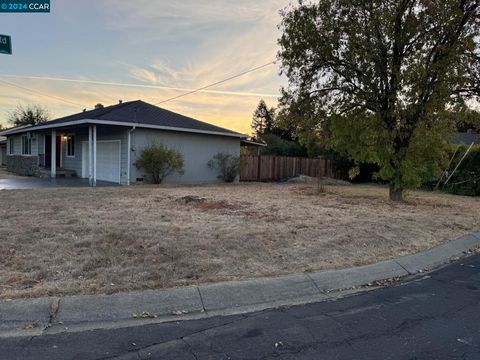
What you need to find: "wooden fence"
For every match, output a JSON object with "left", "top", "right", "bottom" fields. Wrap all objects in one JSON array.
[{"left": 240, "top": 155, "right": 337, "bottom": 181}]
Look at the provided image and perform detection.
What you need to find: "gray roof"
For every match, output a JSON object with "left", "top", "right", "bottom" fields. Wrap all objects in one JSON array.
[
  {"left": 452, "top": 132, "right": 479, "bottom": 145},
  {"left": 0, "top": 100, "right": 246, "bottom": 138}
]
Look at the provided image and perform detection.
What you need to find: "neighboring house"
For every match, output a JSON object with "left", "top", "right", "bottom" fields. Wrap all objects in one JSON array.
[
  {"left": 0, "top": 136, "right": 6, "bottom": 166},
  {"left": 452, "top": 129, "right": 480, "bottom": 145},
  {"left": 0, "top": 100, "right": 247, "bottom": 184},
  {"left": 240, "top": 139, "right": 267, "bottom": 155}
]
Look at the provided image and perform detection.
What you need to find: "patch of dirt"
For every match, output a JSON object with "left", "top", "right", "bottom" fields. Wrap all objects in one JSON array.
[
  {"left": 176, "top": 195, "right": 241, "bottom": 213},
  {"left": 286, "top": 175, "right": 350, "bottom": 186},
  {"left": 193, "top": 200, "right": 240, "bottom": 211},
  {"left": 176, "top": 195, "right": 206, "bottom": 205}
]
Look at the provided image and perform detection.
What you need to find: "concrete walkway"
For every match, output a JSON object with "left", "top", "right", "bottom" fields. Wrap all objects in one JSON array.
[{"left": 1, "top": 231, "right": 479, "bottom": 338}]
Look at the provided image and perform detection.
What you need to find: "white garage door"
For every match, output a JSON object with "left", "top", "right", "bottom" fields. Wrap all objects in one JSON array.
[{"left": 82, "top": 140, "right": 121, "bottom": 183}]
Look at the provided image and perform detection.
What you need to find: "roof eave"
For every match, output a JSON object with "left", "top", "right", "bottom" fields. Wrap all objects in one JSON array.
[
  {"left": 0, "top": 119, "right": 247, "bottom": 139},
  {"left": 241, "top": 139, "right": 267, "bottom": 147}
]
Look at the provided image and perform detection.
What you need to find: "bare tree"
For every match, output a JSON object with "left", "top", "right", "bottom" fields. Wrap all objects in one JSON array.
[{"left": 8, "top": 104, "right": 49, "bottom": 127}]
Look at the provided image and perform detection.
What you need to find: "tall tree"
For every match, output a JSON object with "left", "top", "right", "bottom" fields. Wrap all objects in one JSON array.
[
  {"left": 8, "top": 104, "right": 49, "bottom": 127},
  {"left": 251, "top": 100, "right": 276, "bottom": 141},
  {"left": 250, "top": 99, "right": 308, "bottom": 156},
  {"left": 278, "top": 0, "right": 480, "bottom": 200}
]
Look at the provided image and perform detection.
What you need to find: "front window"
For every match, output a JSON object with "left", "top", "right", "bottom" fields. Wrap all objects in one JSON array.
[
  {"left": 21, "top": 135, "right": 31, "bottom": 155},
  {"left": 66, "top": 135, "right": 75, "bottom": 157},
  {"left": 9, "top": 137, "right": 14, "bottom": 154}
]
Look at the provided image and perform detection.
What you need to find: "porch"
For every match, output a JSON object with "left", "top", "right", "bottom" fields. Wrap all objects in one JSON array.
[{"left": 33, "top": 124, "right": 129, "bottom": 186}]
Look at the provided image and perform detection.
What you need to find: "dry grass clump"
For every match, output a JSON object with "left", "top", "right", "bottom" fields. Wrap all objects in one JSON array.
[{"left": 0, "top": 182, "right": 478, "bottom": 299}]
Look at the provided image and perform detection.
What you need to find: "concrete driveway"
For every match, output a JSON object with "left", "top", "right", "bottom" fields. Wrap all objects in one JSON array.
[{"left": 0, "top": 177, "right": 118, "bottom": 190}]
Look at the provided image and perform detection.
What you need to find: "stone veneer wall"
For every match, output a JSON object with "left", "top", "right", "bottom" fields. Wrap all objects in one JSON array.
[{"left": 6, "top": 155, "right": 40, "bottom": 176}]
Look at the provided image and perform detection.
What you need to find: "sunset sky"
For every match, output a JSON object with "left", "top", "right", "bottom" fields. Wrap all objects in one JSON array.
[{"left": 0, "top": 0, "right": 291, "bottom": 134}]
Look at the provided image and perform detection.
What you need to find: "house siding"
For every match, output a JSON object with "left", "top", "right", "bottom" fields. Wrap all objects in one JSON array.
[
  {"left": 6, "top": 134, "right": 42, "bottom": 155},
  {"left": 37, "top": 134, "right": 45, "bottom": 166},
  {"left": 31, "top": 135, "right": 39, "bottom": 156},
  {"left": 130, "top": 128, "right": 241, "bottom": 184},
  {"left": 8, "top": 135, "right": 21, "bottom": 155}
]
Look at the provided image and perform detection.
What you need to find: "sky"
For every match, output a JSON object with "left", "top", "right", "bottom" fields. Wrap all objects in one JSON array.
[{"left": 0, "top": 0, "right": 292, "bottom": 134}]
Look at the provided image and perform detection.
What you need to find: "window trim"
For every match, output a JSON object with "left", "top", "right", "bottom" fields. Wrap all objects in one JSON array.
[
  {"left": 21, "top": 135, "right": 32, "bottom": 156},
  {"left": 9, "top": 137, "right": 14, "bottom": 155},
  {"left": 66, "top": 134, "right": 75, "bottom": 158}
]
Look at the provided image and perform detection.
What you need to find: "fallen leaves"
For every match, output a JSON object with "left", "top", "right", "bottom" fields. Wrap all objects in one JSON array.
[
  {"left": 172, "top": 310, "right": 189, "bottom": 316},
  {"left": 20, "top": 321, "right": 39, "bottom": 330},
  {"left": 131, "top": 309, "right": 189, "bottom": 318},
  {"left": 131, "top": 311, "right": 157, "bottom": 319}
]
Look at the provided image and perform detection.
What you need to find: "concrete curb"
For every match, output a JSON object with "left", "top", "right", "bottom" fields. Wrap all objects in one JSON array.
[{"left": 1, "top": 231, "right": 479, "bottom": 337}]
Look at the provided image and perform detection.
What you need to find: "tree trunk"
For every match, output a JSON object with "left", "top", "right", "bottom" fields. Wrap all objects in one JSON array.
[{"left": 389, "top": 185, "right": 404, "bottom": 201}]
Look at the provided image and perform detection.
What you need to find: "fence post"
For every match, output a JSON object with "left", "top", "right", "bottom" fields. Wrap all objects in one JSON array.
[
  {"left": 272, "top": 156, "right": 276, "bottom": 180},
  {"left": 257, "top": 155, "right": 261, "bottom": 181}
]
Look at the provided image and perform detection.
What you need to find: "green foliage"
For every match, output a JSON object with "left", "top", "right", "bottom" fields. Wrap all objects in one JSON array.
[
  {"left": 259, "top": 134, "right": 307, "bottom": 157},
  {"left": 8, "top": 104, "right": 49, "bottom": 127},
  {"left": 451, "top": 103, "right": 480, "bottom": 132},
  {"left": 135, "top": 144, "right": 184, "bottom": 184},
  {"left": 278, "top": 0, "right": 480, "bottom": 199},
  {"left": 207, "top": 152, "right": 241, "bottom": 182},
  {"left": 329, "top": 112, "right": 451, "bottom": 189},
  {"left": 250, "top": 99, "right": 307, "bottom": 156},
  {"left": 251, "top": 100, "right": 276, "bottom": 141},
  {"left": 443, "top": 145, "right": 480, "bottom": 196}
]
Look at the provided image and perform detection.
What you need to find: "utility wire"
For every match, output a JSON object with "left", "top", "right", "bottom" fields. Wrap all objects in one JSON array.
[
  {"left": 0, "top": 78, "right": 86, "bottom": 108},
  {"left": 154, "top": 60, "right": 277, "bottom": 105},
  {"left": 0, "top": 60, "right": 278, "bottom": 108},
  {"left": 0, "top": 73, "right": 279, "bottom": 98}
]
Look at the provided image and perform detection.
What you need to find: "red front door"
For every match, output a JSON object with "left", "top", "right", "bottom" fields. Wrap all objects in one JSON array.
[{"left": 44, "top": 135, "right": 61, "bottom": 168}]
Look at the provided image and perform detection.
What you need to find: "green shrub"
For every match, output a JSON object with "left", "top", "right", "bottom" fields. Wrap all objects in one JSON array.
[
  {"left": 135, "top": 144, "right": 184, "bottom": 184},
  {"left": 443, "top": 145, "right": 480, "bottom": 196},
  {"left": 207, "top": 152, "right": 241, "bottom": 182}
]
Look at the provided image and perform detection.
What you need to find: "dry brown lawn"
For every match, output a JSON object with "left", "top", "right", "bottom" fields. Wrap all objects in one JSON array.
[{"left": 0, "top": 182, "right": 479, "bottom": 299}]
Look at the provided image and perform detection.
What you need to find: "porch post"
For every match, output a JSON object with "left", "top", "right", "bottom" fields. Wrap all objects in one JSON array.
[
  {"left": 51, "top": 129, "right": 56, "bottom": 178},
  {"left": 88, "top": 126, "right": 93, "bottom": 186},
  {"left": 127, "top": 128, "right": 134, "bottom": 185},
  {"left": 93, "top": 125, "right": 97, "bottom": 187}
]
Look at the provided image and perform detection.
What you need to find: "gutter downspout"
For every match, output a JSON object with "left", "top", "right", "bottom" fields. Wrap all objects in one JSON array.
[{"left": 127, "top": 126, "right": 136, "bottom": 185}]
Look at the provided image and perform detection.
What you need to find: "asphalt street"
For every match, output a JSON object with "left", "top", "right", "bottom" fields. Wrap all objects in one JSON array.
[{"left": 1, "top": 253, "right": 479, "bottom": 360}]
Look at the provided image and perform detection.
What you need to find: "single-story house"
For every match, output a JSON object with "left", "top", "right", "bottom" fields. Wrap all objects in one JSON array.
[
  {"left": 0, "top": 136, "right": 6, "bottom": 166},
  {"left": 0, "top": 100, "right": 248, "bottom": 185}
]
